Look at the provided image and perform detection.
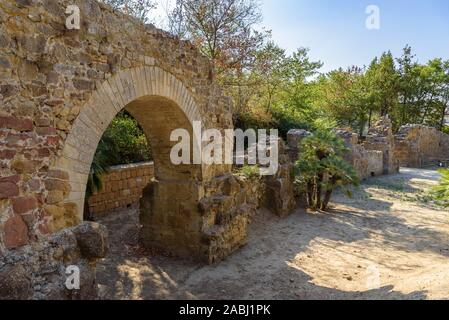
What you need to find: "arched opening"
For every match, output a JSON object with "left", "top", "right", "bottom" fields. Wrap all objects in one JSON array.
[
  {"left": 51, "top": 66, "right": 208, "bottom": 260},
  {"left": 85, "top": 110, "right": 152, "bottom": 219}
]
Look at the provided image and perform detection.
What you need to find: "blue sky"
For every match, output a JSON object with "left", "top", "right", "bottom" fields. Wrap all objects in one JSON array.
[{"left": 261, "top": 0, "right": 449, "bottom": 72}]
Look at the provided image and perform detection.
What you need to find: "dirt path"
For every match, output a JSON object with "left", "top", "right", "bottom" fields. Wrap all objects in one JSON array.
[{"left": 96, "top": 168, "right": 449, "bottom": 300}]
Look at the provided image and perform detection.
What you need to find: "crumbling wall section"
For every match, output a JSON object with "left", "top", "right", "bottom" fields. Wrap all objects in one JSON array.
[
  {"left": 333, "top": 129, "right": 385, "bottom": 180},
  {"left": 363, "top": 117, "right": 400, "bottom": 175},
  {"left": 394, "top": 125, "right": 449, "bottom": 168},
  {"left": 0, "top": 222, "right": 108, "bottom": 300}
]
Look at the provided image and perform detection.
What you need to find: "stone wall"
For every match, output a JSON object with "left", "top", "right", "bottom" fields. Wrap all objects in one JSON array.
[
  {"left": 333, "top": 117, "right": 399, "bottom": 180},
  {"left": 0, "top": 222, "right": 108, "bottom": 300},
  {"left": 0, "top": 0, "right": 236, "bottom": 261},
  {"left": 363, "top": 117, "right": 399, "bottom": 175},
  {"left": 88, "top": 162, "right": 154, "bottom": 214},
  {"left": 394, "top": 125, "right": 449, "bottom": 168},
  {"left": 140, "top": 138, "right": 297, "bottom": 264},
  {"left": 333, "top": 130, "right": 385, "bottom": 180}
]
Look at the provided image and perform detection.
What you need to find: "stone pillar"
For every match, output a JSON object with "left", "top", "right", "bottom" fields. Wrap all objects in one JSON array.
[
  {"left": 139, "top": 179, "right": 205, "bottom": 260},
  {"left": 364, "top": 116, "right": 399, "bottom": 175}
]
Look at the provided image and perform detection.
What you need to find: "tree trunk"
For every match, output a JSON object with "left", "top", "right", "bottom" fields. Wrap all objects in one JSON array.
[
  {"left": 316, "top": 173, "right": 323, "bottom": 210},
  {"left": 312, "top": 177, "right": 319, "bottom": 210},
  {"left": 321, "top": 189, "right": 333, "bottom": 211},
  {"left": 368, "top": 109, "right": 373, "bottom": 129},
  {"left": 306, "top": 181, "right": 314, "bottom": 207}
]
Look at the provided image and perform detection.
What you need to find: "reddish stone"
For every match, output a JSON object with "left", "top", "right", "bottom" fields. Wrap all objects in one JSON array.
[
  {"left": 12, "top": 196, "right": 38, "bottom": 214},
  {"left": 27, "top": 179, "right": 41, "bottom": 192},
  {"left": 37, "top": 148, "right": 51, "bottom": 157},
  {"left": 35, "top": 118, "right": 51, "bottom": 127},
  {"left": 37, "top": 222, "right": 50, "bottom": 235},
  {"left": 0, "top": 182, "right": 19, "bottom": 199},
  {"left": 0, "top": 175, "right": 19, "bottom": 184},
  {"left": 35, "top": 126, "right": 57, "bottom": 136},
  {"left": 5, "top": 132, "right": 35, "bottom": 148},
  {"left": 3, "top": 214, "right": 29, "bottom": 249},
  {"left": 44, "top": 136, "right": 60, "bottom": 146},
  {"left": 0, "top": 116, "right": 33, "bottom": 131},
  {"left": 0, "top": 149, "right": 16, "bottom": 159},
  {"left": 44, "top": 179, "right": 70, "bottom": 193},
  {"left": 0, "top": 176, "right": 19, "bottom": 199}
]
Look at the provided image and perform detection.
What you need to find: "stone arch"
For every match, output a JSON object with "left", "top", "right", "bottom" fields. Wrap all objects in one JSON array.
[
  {"left": 53, "top": 66, "right": 202, "bottom": 220},
  {"left": 46, "top": 66, "right": 216, "bottom": 259},
  {"left": 0, "top": 0, "right": 243, "bottom": 263}
]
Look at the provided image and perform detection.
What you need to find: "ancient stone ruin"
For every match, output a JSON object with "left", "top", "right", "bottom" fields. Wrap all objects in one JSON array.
[
  {"left": 333, "top": 117, "right": 400, "bottom": 180},
  {"left": 332, "top": 117, "right": 449, "bottom": 178},
  {"left": 0, "top": 0, "right": 298, "bottom": 298},
  {"left": 394, "top": 125, "right": 449, "bottom": 168},
  {"left": 0, "top": 0, "right": 239, "bottom": 260},
  {"left": 2, "top": 0, "right": 449, "bottom": 300}
]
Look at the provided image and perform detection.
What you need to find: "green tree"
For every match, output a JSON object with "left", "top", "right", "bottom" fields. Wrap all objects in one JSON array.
[
  {"left": 84, "top": 111, "right": 152, "bottom": 219},
  {"left": 96, "top": 111, "right": 152, "bottom": 166},
  {"left": 271, "top": 48, "right": 324, "bottom": 136},
  {"left": 395, "top": 45, "right": 418, "bottom": 127},
  {"left": 319, "top": 67, "right": 372, "bottom": 136},
  {"left": 366, "top": 52, "right": 399, "bottom": 122},
  {"left": 84, "top": 145, "right": 111, "bottom": 221},
  {"left": 167, "top": 0, "right": 268, "bottom": 75},
  {"left": 294, "top": 131, "right": 359, "bottom": 211}
]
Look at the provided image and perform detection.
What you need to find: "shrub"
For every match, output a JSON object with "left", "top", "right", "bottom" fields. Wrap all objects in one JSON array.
[
  {"left": 96, "top": 111, "right": 152, "bottom": 166},
  {"left": 294, "top": 130, "right": 359, "bottom": 211},
  {"left": 239, "top": 165, "right": 260, "bottom": 178},
  {"left": 431, "top": 169, "right": 449, "bottom": 207}
]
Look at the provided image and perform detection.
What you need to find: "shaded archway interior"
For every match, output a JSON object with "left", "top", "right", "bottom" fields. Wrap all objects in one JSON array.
[{"left": 125, "top": 95, "right": 201, "bottom": 183}]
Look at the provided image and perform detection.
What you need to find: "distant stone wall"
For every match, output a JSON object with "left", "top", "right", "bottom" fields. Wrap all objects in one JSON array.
[
  {"left": 394, "top": 125, "right": 449, "bottom": 168},
  {"left": 328, "top": 117, "right": 399, "bottom": 180},
  {"left": 363, "top": 117, "right": 400, "bottom": 175},
  {"left": 351, "top": 144, "right": 384, "bottom": 180},
  {"left": 88, "top": 162, "right": 154, "bottom": 214},
  {"left": 332, "top": 128, "right": 387, "bottom": 180}
]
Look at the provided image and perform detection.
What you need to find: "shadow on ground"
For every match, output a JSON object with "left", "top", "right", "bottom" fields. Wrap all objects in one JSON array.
[{"left": 95, "top": 168, "right": 447, "bottom": 300}]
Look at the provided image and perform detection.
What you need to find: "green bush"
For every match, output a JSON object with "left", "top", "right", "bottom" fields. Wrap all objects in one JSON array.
[
  {"left": 96, "top": 111, "right": 152, "bottom": 166},
  {"left": 238, "top": 165, "right": 260, "bottom": 178},
  {"left": 294, "top": 130, "right": 359, "bottom": 211},
  {"left": 431, "top": 169, "right": 449, "bottom": 207}
]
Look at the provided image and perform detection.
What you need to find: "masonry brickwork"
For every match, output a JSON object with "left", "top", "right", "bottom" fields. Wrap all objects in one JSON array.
[
  {"left": 0, "top": 0, "right": 235, "bottom": 261},
  {"left": 0, "top": 0, "right": 298, "bottom": 273},
  {"left": 88, "top": 162, "right": 154, "bottom": 214}
]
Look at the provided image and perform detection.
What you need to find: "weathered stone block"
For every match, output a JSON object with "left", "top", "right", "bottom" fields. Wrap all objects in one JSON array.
[
  {"left": 12, "top": 196, "right": 38, "bottom": 214},
  {"left": 0, "top": 265, "right": 32, "bottom": 300},
  {"left": 0, "top": 176, "right": 19, "bottom": 199},
  {"left": 72, "top": 222, "right": 109, "bottom": 259},
  {"left": 3, "top": 214, "right": 29, "bottom": 249},
  {"left": 0, "top": 116, "right": 33, "bottom": 131}
]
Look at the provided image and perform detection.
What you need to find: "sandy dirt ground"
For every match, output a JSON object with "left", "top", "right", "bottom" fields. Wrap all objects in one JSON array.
[{"left": 96, "top": 168, "right": 449, "bottom": 300}]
